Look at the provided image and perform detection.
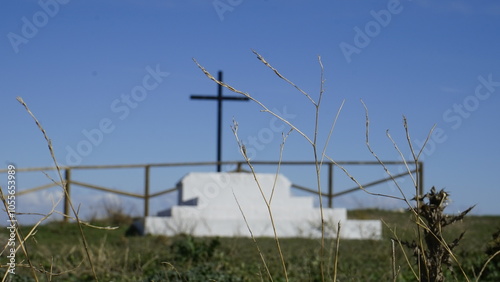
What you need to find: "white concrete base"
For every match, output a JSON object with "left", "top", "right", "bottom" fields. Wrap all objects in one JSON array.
[{"left": 132, "top": 172, "right": 381, "bottom": 239}]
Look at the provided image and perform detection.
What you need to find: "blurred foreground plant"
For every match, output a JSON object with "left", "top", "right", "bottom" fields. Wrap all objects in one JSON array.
[{"left": 398, "top": 187, "right": 474, "bottom": 282}]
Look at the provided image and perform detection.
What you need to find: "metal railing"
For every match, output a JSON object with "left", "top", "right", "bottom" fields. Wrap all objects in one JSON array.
[{"left": 0, "top": 161, "right": 423, "bottom": 223}]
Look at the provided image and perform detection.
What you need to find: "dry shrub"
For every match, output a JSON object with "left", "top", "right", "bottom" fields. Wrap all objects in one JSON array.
[{"left": 399, "top": 187, "right": 474, "bottom": 282}]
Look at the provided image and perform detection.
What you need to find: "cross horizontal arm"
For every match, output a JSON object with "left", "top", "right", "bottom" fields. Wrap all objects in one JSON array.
[{"left": 190, "top": 95, "right": 250, "bottom": 101}]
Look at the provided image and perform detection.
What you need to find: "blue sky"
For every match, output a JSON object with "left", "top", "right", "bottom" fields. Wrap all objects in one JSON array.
[{"left": 1, "top": 0, "right": 500, "bottom": 223}]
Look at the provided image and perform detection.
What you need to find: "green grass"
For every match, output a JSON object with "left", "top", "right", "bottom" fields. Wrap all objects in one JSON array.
[{"left": 3, "top": 209, "right": 499, "bottom": 281}]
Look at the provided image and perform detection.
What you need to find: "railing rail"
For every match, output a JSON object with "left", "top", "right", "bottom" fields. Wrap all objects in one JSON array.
[{"left": 0, "top": 160, "right": 423, "bottom": 223}]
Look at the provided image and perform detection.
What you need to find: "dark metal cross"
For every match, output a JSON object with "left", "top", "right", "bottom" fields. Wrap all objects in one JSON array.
[{"left": 190, "top": 71, "right": 250, "bottom": 172}]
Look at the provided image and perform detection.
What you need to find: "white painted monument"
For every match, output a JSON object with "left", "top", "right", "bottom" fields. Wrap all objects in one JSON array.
[{"left": 132, "top": 172, "right": 381, "bottom": 239}]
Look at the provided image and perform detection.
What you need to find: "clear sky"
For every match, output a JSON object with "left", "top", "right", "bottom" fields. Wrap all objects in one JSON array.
[{"left": 1, "top": 0, "right": 500, "bottom": 223}]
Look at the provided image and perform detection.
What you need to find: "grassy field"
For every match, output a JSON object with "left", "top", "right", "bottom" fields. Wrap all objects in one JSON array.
[{"left": 2, "top": 208, "right": 499, "bottom": 281}]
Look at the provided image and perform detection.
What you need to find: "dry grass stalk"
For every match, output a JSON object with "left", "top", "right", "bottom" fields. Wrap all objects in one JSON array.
[
  {"left": 385, "top": 221, "right": 418, "bottom": 279},
  {"left": 333, "top": 222, "right": 341, "bottom": 282},
  {"left": 231, "top": 120, "right": 288, "bottom": 281},
  {"left": 195, "top": 51, "right": 347, "bottom": 282},
  {"left": 391, "top": 238, "right": 401, "bottom": 281},
  {"left": 476, "top": 249, "right": 500, "bottom": 281},
  {"left": 231, "top": 190, "right": 273, "bottom": 281},
  {"left": 15, "top": 97, "right": 99, "bottom": 280}
]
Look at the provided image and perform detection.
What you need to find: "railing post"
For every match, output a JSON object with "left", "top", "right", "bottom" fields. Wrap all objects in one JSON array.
[
  {"left": 144, "top": 165, "right": 150, "bottom": 218},
  {"left": 64, "top": 168, "right": 71, "bottom": 223},
  {"left": 418, "top": 162, "right": 424, "bottom": 198},
  {"left": 236, "top": 162, "right": 242, "bottom": 172},
  {"left": 328, "top": 162, "right": 333, "bottom": 208}
]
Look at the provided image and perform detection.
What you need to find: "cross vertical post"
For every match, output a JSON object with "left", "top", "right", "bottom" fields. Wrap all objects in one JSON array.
[
  {"left": 191, "top": 71, "right": 250, "bottom": 172},
  {"left": 216, "top": 71, "right": 223, "bottom": 172}
]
